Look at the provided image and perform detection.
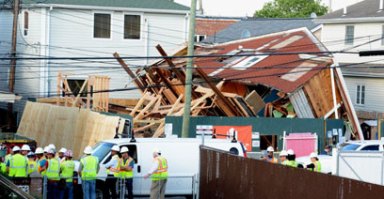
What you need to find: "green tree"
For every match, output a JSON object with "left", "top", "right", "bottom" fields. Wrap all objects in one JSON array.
[{"left": 254, "top": 0, "right": 328, "bottom": 18}]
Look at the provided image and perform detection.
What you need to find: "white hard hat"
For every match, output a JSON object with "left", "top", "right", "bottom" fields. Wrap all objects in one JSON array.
[
  {"left": 43, "top": 146, "right": 50, "bottom": 153},
  {"left": 267, "top": 146, "right": 274, "bottom": 152},
  {"left": 21, "top": 144, "right": 31, "bottom": 151},
  {"left": 35, "top": 147, "right": 44, "bottom": 154},
  {"left": 111, "top": 145, "right": 120, "bottom": 152},
  {"left": 120, "top": 146, "right": 129, "bottom": 153},
  {"left": 12, "top": 146, "right": 21, "bottom": 152},
  {"left": 279, "top": 150, "right": 288, "bottom": 157},
  {"left": 59, "top": 148, "right": 67, "bottom": 153},
  {"left": 310, "top": 152, "right": 318, "bottom": 158},
  {"left": 83, "top": 146, "right": 93, "bottom": 154},
  {"left": 48, "top": 148, "right": 55, "bottom": 154},
  {"left": 65, "top": 150, "right": 73, "bottom": 157},
  {"left": 153, "top": 148, "right": 161, "bottom": 154},
  {"left": 27, "top": 152, "right": 35, "bottom": 157},
  {"left": 48, "top": 144, "right": 56, "bottom": 150},
  {"left": 287, "top": 149, "right": 295, "bottom": 155}
]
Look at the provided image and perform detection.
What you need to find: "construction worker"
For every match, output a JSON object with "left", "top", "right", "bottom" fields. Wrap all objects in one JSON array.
[
  {"left": 144, "top": 148, "right": 168, "bottom": 199},
  {"left": 27, "top": 152, "right": 38, "bottom": 176},
  {"left": 7, "top": 146, "right": 28, "bottom": 178},
  {"left": 0, "top": 157, "right": 6, "bottom": 175},
  {"left": 286, "top": 149, "right": 298, "bottom": 168},
  {"left": 118, "top": 147, "right": 134, "bottom": 199},
  {"left": 46, "top": 148, "right": 61, "bottom": 199},
  {"left": 279, "top": 150, "right": 288, "bottom": 165},
  {"left": 58, "top": 148, "right": 67, "bottom": 163},
  {"left": 262, "top": 146, "right": 278, "bottom": 163},
  {"left": 306, "top": 152, "right": 322, "bottom": 172},
  {"left": 79, "top": 146, "right": 99, "bottom": 199},
  {"left": 61, "top": 150, "right": 75, "bottom": 199},
  {"left": 21, "top": 144, "right": 31, "bottom": 156},
  {"left": 36, "top": 147, "right": 47, "bottom": 177},
  {"left": 104, "top": 145, "right": 120, "bottom": 199}
]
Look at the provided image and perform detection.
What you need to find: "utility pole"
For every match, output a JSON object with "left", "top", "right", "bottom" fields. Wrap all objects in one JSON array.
[
  {"left": 181, "top": 0, "right": 197, "bottom": 138},
  {"left": 7, "top": 0, "right": 20, "bottom": 131}
]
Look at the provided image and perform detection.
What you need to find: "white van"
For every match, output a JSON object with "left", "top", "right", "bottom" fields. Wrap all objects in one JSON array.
[{"left": 86, "top": 138, "right": 246, "bottom": 198}]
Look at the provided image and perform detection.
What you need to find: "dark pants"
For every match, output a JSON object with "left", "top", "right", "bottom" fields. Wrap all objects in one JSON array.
[
  {"left": 47, "top": 181, "right": 59, "bottom": 199},
  {"left": 124, "top": 178, "right": 133, "bottom": 199},
  {"left": 105, "top": 176, "right": 117, "bottom": 199}
]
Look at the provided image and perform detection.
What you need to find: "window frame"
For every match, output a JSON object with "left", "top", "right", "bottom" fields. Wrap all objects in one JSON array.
[
  {"left": 122, "top": 12, "right": 143, "bottom": 41},
  {"left": 356, "top": 84, "right": 365, "bottom": 105},
  {"left": 93, "top": 12, "right": 113, "bottom": 39},
  {"left": 345, "top": 25, "right": 354, "bottom": 45}
]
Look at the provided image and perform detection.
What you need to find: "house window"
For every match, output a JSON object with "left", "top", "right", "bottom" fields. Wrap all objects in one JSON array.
[
  {"left": 194, "top": 35, "right": 206, "bottom": 42},
  {"left": 24, "top": 11, "right": 29, "bottom": 36},
  {"left": 345, "top": 25, "right": 354, "bottom": 45},
  {"left": 94, "top": 13, "right": 111, "bottom": 38},
  {"left": 356, "top": 85, "right": 365, "bottom": 105},
  {"left": 124, "top": 15, "right": 140, "bottom": 39}
]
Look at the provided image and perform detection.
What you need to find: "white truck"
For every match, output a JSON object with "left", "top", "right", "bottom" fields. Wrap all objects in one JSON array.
[{"left": 80, "top": 138, "right": 246, "bottom": 198}]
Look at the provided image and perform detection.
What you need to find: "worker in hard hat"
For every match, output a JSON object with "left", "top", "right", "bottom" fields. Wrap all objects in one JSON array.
[
  {"left": 279, "top": 150, "right": 288, "bottom": 165},
  {"left": 144, "top": 148, "right": 168, "bottom": 199},
  {"left": 46, "top": 148, "right": 61, "bottom": 199},
  {"left": 306, "top": 152, "right": 322, "bottom": 172},
  {"left": 286, "top": 149, "right": 298, "bottom": 167},
  {"left": 27, "top": 152, "right": 38, "bottom": 176},
  {"left": 118, "top": 146, "right": 134, "bottom": 199},
  {"left": 36, "top": 147, "right": 47, "bottom": 177},
  {"left": 21, "top": 144, "right": 31, "bottom": 156},
  {"left": 104, "top": 145, "right": 120, "bottom": 199},
  {"left": 58, "top": 148, "right": 67, "bottom": 163},
  {"left": 79, "top": 146, "right": 99, "bottom": 199},
  {"left": 60, "top": 150, "right": 75, "bottom": 199},
  {"left": 7, "top": 146, "right": 28, "bottom": 179},
  {"left": 262, "top": 146, "right": 278, "bottom": 163},
  {"left": 4, "top": 146, "right": 14, "bottom": 175}
]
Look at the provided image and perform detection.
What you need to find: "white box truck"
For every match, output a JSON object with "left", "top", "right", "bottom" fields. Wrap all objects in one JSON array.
[{"left": 78, "top": 138, "right": 246, "bottom": 198}]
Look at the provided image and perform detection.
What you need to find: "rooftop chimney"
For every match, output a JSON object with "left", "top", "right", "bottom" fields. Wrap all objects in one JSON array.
[
  {"left": 343, "top": 6, "right": 347, "bottom": 16},
  {"left": 380, "top": 0, "right": 383, "bottom": 11}
]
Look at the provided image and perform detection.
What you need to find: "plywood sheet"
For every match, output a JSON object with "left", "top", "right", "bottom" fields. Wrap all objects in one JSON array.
[{"left": 17, "top": 102, "right": 123, "bottom": 158}]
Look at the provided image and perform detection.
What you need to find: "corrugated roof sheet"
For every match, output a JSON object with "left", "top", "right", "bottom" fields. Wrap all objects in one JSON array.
[
  {"left": 19, "top": 0, "right": 189, "bottom": 11},
  {"left": 195, "top": 29, "right": 332, "bottom": 93},
  {"left": 203, "top": 18, "right": 319, "bottom": 44}
]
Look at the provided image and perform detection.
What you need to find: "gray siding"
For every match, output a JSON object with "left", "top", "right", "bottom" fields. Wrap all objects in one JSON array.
[{"left": 344, "top": 77, "right": 384, "bottom": 113}]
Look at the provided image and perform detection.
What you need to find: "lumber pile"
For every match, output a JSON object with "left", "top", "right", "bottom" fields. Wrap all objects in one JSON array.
[{"left": 17, "top": 102, "right": 125, "bottom": 158}]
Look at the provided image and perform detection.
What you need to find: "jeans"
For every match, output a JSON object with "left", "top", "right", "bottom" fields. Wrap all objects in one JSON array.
[
  {"left": 124, "top": 178, "right": 133, "bottom": 199},
  {"left": 47, "top": 181, "right": 58, "bottom": 199},
  {"left": 66, "top": 182, "right": 74, "bottom": 199},
  {"left": 105, "top": 176, "right": 117, "bottom": 199},
  {"left": 82, "top": 180, "right": 96, "bottom": 199}
]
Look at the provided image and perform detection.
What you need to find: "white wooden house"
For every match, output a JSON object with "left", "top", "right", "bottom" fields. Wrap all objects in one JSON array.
[{"left": 0, "top": 0, "right": 189, "bottom": 118}]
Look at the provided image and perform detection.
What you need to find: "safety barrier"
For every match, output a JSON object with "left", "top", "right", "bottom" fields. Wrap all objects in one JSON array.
[
  {"left": 199, "top": 146, "right": 384, "bottom": 199},
  {"left": 0, "top": 174, "right": 196, "bottom": 199}
]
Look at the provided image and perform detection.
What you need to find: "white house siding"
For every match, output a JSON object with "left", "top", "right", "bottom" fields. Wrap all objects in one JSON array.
[
  {"left": 0, "top": 10, "right": 13, "bottom": 92},
  {"left": 35, "top": 8, "right": 188, "bottom": 99},
  {"left": 344, "top": 77, "right": 384, "bottom": 113},
  {"left": 321, "top": 23, "right": 384, "bottom": 64}
]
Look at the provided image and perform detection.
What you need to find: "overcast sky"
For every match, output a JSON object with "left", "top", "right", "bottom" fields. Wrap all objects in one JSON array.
[{"left": 174, "top": 0, "right": 271, "bottom": 17}]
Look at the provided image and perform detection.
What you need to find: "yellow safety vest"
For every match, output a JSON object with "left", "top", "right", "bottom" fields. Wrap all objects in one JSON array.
[
  {"left": 0, "top": 162, "right": 6, "bottom": 174},
  {"left": 286, "top": 160, "right": 298, "bottom": 168},
  {"left": 80, "top": 155, "right": 98, "bottom": 181},
  {"left": 28, "top": 160, "right": 37, "bottom": 175},
  {"left": 118, "top": 157, "right": 133, "bottom": 179},
  {"left": 46, "top": 158, "right": 60, "bottom": 181},
  {"left": 9, "top": 154, "right": 27, "bottom": 177},
  {"left": 152, "top": 156, "right": 168, "bottom": 181},
  {"left": 61, "top": 160, "right": 75, "bottom": 182},
  {"left": 312, "top": 161, "right": 322, "bottom": 172},
  {"left": 106, "top": 155, "right": 120, "bottom": 177}
]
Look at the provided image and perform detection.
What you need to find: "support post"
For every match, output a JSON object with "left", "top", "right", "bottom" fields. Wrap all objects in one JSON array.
[{"left": 181, "top": 0, "right": 197, "bottom": 138}]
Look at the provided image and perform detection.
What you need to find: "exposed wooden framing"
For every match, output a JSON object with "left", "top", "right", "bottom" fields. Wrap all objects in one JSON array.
[
  {"left": 156, "top": 44, "right": 186, "bottom": 83},
  {"left": 113, "top": 52, "right": 145, "bottom": 92},
  {"left": 72, "top": 79, "right": 88, "bottom": 107},
  {"left": 195, "top": 66, "right": 238, "bottom": 116}
]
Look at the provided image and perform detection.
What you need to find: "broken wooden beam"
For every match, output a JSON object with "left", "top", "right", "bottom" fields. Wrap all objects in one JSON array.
[{"left": 114, "top": 52, "right": 145, "bottom": 92}]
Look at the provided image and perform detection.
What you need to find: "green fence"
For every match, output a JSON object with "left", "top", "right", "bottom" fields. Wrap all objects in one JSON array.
[{"left": 165, "top": 116, "right": 344, "bottom": 152}]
